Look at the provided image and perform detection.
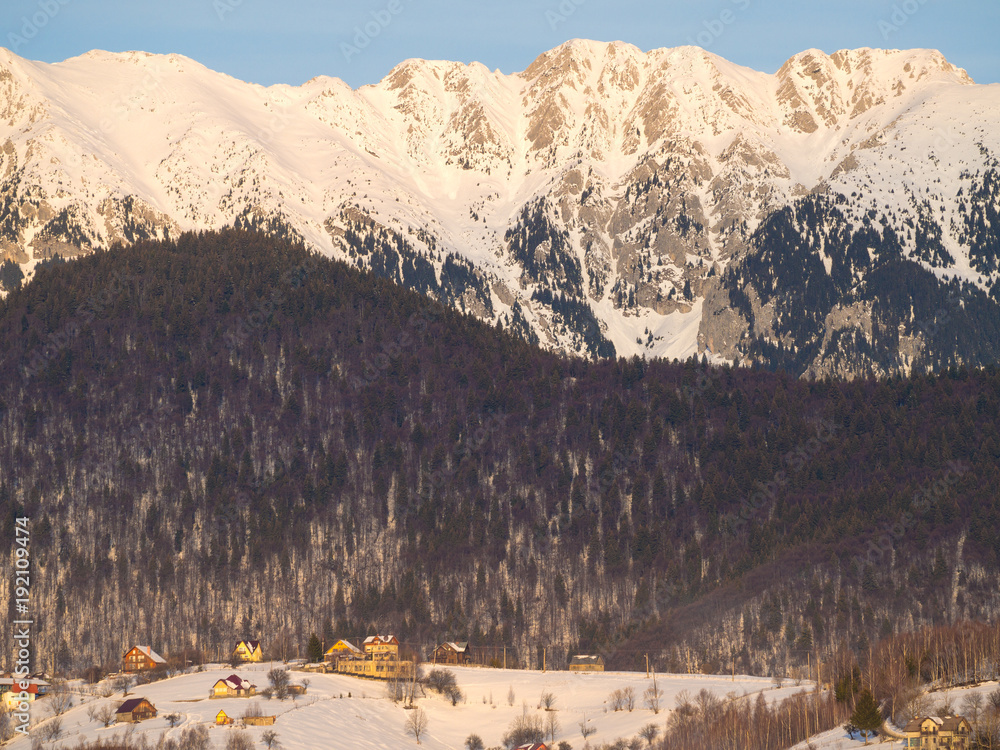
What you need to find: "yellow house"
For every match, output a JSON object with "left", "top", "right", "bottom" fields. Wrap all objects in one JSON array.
[
  {"left": 902, "top": 715, "right": 972, "bottom": 749},
  {"left": 233, "top": 640, "right": 263, "bottom": 663},
  {"left": 363, "top": 635, "right": 399, "bottom": 660},
  {"left": 324, "top": 639, "right": 362, "bottom": 662},
  {"left": 216, "top": 709, "right": 232, "bottom": 725},
  {"left": 210, "top": 674, "right": 257, "bottom": 699}
]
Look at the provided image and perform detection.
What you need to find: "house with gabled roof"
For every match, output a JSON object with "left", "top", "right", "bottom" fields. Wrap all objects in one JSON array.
[
  {"left": 432, "top": 641, "right": 470, "bottom": 665},
  {"left": 233, "top": 639, "right": 263, "bottom": 663},
  {"left": 363, "top": 634, "right": 399, "bottom": 660},
  {"left": 210, "top": 674, "right": 257, "bottom": 698},
  {"left": 116, "top": 697, "right": 157, "bottom": 723},
  {"left": 324, "top": 639, "right": 362, "bottom": 662},
  {"left": 122, "top": 646, "right": 166, "bottom": 673},
  {"left": 0, "top": 677, "right": 49, "bottom": 710},
  {"left": 902, "top": 715, "right": 972, "bottom": 749}
]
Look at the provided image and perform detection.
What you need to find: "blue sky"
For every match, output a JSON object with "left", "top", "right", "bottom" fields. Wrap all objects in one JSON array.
[{"left": 3, "top": 0, "right": 998, "bottom": 88}]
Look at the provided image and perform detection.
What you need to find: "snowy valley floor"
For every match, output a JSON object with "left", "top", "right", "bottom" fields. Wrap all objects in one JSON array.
[{"left": 16, "top": 663, "right": 997, "bottom": 749}]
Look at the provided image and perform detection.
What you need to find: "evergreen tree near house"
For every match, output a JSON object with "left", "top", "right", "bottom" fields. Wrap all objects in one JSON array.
[
  {"left": 850, "top": 689, "right": 882, "bottom": 745},
  {"left": 307, "top": 634, "right": 323, "bottom": 664}
]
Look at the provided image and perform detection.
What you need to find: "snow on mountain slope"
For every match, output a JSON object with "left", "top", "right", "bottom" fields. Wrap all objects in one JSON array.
[{"left": 1, "top": 41, "right": 998, "bottom": 373}]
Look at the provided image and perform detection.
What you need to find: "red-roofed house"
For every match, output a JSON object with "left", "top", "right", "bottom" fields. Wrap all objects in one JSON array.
[{"left": 210, "top": 674, "right": 257, "bottom": 698}]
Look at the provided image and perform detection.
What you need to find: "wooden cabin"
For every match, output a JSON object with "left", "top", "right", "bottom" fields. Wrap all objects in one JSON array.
[
  {"left": 568, "top": 654, "right": 605, "bottom": 672},
  {"left": 115, "top": 697, "right": 157, "bottom": 723},
  {"left": 122, "top": 646, "right": 166, "bottom": 673},
  {"left": 216, "top": 709, "right": 233, "bottom": 725},
  {"left": 432, "top": 641, "right": 470, "bottom": 665},
  {"left": 233, "top": 640, "right": 263, "bottom": 663}
]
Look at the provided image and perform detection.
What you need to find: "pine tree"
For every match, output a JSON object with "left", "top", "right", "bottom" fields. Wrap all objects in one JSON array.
[
  {"left": 307, "top": 634, "right": 323, "bottom": 664},
  {"left": 850, "top": 689, "right": 882, "bottom": 745}
]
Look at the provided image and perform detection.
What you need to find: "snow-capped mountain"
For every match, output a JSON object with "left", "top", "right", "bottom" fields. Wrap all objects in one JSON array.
[{"left": 2, "top": 40, "right": 999, "bottom": 375}]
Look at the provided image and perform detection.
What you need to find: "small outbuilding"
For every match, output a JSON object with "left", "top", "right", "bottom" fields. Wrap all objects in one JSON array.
[
  {"left": 116, "top": 697, "right": 157, "bottom": 723},
  {"left": 216, "top": 709, "right": 233, "bottom": 725},
  {"left": 568, "top": 654, "right": 605, "bottom": 672}
]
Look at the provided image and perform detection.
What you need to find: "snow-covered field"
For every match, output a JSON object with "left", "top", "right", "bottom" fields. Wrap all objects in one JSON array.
[{"left": 16, "top": 663, "right": 820, "bottom": 749}]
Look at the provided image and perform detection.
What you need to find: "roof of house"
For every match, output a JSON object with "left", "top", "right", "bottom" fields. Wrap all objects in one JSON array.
[
  {"left": 116, "top": 698, "right": 153, "bottom": 714},
  {"left": 438, "top": 642, "right": 469, "bottom": 652},
  {"left": 127, "top": 646, "right": 166, "bottom": 664},
  {"left": 215, "top": 674, "right": 256, "bottom": 691},
  {"left": 326, "top": 639, "right": 361, "bottom": 654},
  {"left": 235, "top": 640, "right": 261, "bottom": 651},
  {"left": 903, "top": 716, "right": 971, "bottom": 733},
  {"left": 363, "top": 635, "right": 398, "bottom": 645},
  {"left": 513, "top": 743, "right": 548, "bottom": 750},
  {"left": 0, "top": 678, "right": 49, "bottom": 691},
  {"left": 569, "top": 654, "right": 604, "bottom": 665}
]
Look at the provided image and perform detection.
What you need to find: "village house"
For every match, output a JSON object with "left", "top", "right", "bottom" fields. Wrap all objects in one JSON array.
[
  {"left": 115, "top": 697, "right": 157, "bottom": 723},
  {"left": 210, "top": 674, "right": 257, "bottom": 698},
  {"left": 902, "top": 715, "right": 972, "bottom": 749},
  {"left": 432, "top": 641, "right": 470, "bottom": 665},
  {"left": 0, "top": 677, "right": 49, "bottom": 710},
  {"left": 568, "top": 655, "right": 605, "bottom": 672},
  {"left": 363, "top": 634, "right": 400, "bottom": 661},
  {"left": 324, "top": 639, "right": 362, "bottom": 662},
  {"left": 513, "top": 744, "right": 548, "bottom": 750},
  {"left": 122, "top": 646, "right": 166, "bottom": 673},
  {"left": 216, "top": 709, "right": 233, "bottom": 726},
  {"left": 232, "top": 639, "right": 263, "bottom": 663}
]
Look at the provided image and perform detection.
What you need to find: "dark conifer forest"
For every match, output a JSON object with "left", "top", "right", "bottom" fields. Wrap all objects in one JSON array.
[{"left": 1, "top": 229, "right": 999, "bottom": 678}]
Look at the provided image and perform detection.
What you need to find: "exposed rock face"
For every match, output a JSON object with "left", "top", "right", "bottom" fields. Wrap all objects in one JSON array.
[{"left": 1, "top": 42, "right": 998, "bottom": 376}]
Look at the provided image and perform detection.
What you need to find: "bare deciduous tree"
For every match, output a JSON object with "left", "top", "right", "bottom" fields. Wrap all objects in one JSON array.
[
  {"left": 638, "top": 722, "right": 660, "bottom": 746},
  {"left": 405, "top": 707, "right": 429, "bottom": 744},
  {"left": 643, "top": 676, "right": 663, "bottom": 714},
  {"left": 546, "top": 709, "right": 560, "bottom": 742},
  {"left": 267, "top": 668, "right": 290, "bottom": 700},
  {"left": 225, "top": 729, "right": 254, "bottom": 750}
]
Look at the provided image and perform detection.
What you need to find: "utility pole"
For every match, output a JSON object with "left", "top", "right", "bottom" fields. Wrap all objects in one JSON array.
[
  {"left": 543, "top": 647, "right": 546, "bottom": 673},
  {"left": 503, "top": 646, "right": 506, "bottom": 671},
  {"left": 645, "top": 653, "right": 649, "bottom": 678}
]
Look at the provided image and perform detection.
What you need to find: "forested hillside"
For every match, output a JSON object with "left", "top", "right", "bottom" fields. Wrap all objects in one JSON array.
[{"left": 1, "top": 230, "right": 999, "bottom": 678}]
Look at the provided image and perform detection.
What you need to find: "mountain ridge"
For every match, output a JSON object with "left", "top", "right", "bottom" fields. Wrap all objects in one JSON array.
[{"left": 1, "top": 40, "right": 998, "bottom": 374}]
